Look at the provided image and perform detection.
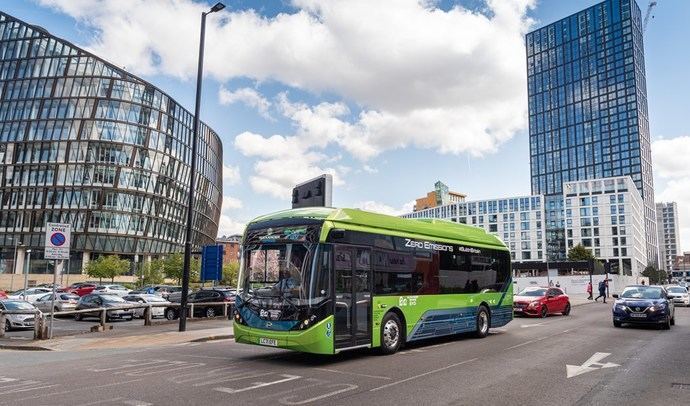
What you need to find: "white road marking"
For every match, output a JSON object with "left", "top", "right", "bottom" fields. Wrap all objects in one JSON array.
[
  {"left": 74, "top": 398, "right": 124, "bottom": 406},
  {"left": 11, "top": 379, "right": 144, "bottom": 402},
  {"left": 257, "top": 378, "right": 328, "bottom": 400},
  {"left": 0, "top": 377, "right": 18, "bottom": 384},
  {"left": 370, "top": 358, "right": 478, "bottom": 392},
  {"left": 280, "top": 383, "right": 359, "bottom": 405},
  {"left": 505, "top": 340, "right": 535, "bottom": 350},
  {"left": 566, "top": 352, "right": 620, "bottom": 378},
  {"left": 122, "top": 401, "right": 153, "bottom": 406},
  {"left": 313, "top": 368, "right": 391, "bottom": 380},
  {"left": 520, "top": 322, "right": 549, "bottom": 328},
  {"left": 214, "top": 374, "right": 301, "bottom": 394}
]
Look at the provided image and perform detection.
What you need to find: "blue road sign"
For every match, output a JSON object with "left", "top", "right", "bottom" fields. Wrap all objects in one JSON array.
[{"left": 201, "top": 245, "right": 224, "bottom": 282}]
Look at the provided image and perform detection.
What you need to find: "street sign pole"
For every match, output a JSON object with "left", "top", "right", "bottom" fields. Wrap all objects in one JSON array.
[{"left": 48, "top": 259, "right": 59, "bottom": 339}]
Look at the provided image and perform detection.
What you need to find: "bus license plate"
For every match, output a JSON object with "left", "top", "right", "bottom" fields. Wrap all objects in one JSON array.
[
  {"left": 259, "top": 337, "right": 278, "bottom": 347},
  {"left": 630, "top": 313, "right": 646, "bottom": 318}
]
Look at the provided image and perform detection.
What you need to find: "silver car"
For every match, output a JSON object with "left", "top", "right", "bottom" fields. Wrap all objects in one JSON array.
[
  {"left": 34, "top": 293, "right": 80, "bottom": 313},
  {"left": 1, "top": 300, "right": 38, "bottom": 331},
  {"left": 123, "top": 294, "right": 170, "bottom": 318},
  {"left": 666, "top": 286, "right": 690, "bottom": 307}
]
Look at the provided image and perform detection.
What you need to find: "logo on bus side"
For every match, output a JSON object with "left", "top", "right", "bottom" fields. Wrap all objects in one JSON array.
[
  {"left": 404, "top": 238, "right": 481, "bottom": 255},
  {"left": 404, "top": 238, "right": 452, "bottom": 252},
  {"left": 398, "top": 296, "right": 418, "bottom": 307}
]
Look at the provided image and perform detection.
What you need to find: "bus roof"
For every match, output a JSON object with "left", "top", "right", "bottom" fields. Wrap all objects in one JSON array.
[{"left": 247, "top": 207, "right": 507, "bottom": 250}]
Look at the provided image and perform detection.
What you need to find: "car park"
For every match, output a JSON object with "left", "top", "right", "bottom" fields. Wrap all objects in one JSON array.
[
  {"left": 93, "top": 284, "right": 131, "bottom": 297},
  {"left": 165, "top": 289, "right": 235, "bottom": 320},
  {"left": 7, "top": 287, "right": 52, "bottom": 303},
  {"left": 123, "top": 294, "right": 170, "bottom": 319},
  {"left": 0, "top": 300, "right": 37, "bottom": 331},
  {"left": 612, "top": 285, "right": 675, "bottom": 329},
  {"left": 665, "top": 286, "right": 689, "bottom": 307},
  {"left": 74, "top": 294, "right": 135, "bottom": 322},
  {"left": 513, "top": 287, "right": 571, "bottom": 317},
  {"left": 33, "top": 293, "right": 80, "bottom": 313},
  {"left": 70, "top": 283, "right": 98, "bottom": 297}
]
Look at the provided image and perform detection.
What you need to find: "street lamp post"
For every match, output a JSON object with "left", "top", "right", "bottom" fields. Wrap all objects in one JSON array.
[
  {"left": 180, "top": 2, "right": 225, "bottom": 332},
  {"left": 8, "top": 238, "right": 22, "bottom": 291},
  {"left": 22, "top": 249, "right": 32, "bottom": 300}
]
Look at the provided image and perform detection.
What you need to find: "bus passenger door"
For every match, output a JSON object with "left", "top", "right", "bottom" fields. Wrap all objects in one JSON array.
[{"left": 334, "top": 246, "right": 372, "bottom": 349}]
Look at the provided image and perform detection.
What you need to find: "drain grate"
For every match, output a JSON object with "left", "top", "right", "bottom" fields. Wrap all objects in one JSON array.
[{"left": 671, "top": 383, "right": 690, "bottom": 390}]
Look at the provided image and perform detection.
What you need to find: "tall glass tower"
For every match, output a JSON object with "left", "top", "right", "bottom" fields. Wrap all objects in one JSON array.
[{"left": 526, "top": 0, "right": 657, "bottom": 266}]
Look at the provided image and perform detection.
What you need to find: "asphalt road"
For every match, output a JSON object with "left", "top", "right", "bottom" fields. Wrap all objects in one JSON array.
[{"left": 1, "top": 303, "right": 689, "bottom": 406}]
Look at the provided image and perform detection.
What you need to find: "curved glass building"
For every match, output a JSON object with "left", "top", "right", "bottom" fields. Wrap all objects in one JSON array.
[{"left": 0, "top": 12, "right": 223, "bottom": 274}]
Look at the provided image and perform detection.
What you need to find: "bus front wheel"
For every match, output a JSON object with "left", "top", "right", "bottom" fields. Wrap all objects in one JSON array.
[
  {"left": 474, "top": 306, "right": 490, "bottom": 338},
  {"left": 379, "top": 312, "right": 403, "bottom": 355}
]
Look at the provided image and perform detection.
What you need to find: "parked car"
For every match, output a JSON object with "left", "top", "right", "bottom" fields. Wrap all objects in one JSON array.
[
  {"left": 164, "top": 289, "right": 235, "bottom": 320},
  {"left": 0, "top": 290, "right": 7, "bottom": 299},
  {"left": 7, "top": 287, "right": 52, "bottom": 303},
  {"left": 93, "top": 284, "right": 131, "bottom": 297},
  {"left": 123, "top": 294, "right": 170, "bottom": 319},
  {"left": 74, "top": 294, "right": 135, "bottom": 322},
  {"left": 0, "top": 300, "right": 37, "bottom": 331},
  {"left": 665, "top": 285, "right": 689, "bottom": 307},
  {"left": 33, "top": 293, "right": 80, "bottom": 313},
  {"left": 513, "top": 287, "right": 571, "bottom": 317},
  {"left": 150, "top": 285, "right": 182, "bottom": 299},
  {"left": 70, "top": 283, "right": 98, "bottom": 297},
  {"left": 612, "top": 285, "right": 675, "bottom": 329}
]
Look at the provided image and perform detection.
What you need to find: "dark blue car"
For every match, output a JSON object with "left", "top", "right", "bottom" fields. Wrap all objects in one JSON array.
[{"left": 612, "top": 285, "right": 675, "bottom": 329}]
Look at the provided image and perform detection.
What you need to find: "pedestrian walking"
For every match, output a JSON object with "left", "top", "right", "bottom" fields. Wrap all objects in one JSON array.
[
  {"left": 586, "top": 281, "right": 593, "bottom": 300},
  {"left": 594, "top": 280, "right": 607, "bottom": 303}
]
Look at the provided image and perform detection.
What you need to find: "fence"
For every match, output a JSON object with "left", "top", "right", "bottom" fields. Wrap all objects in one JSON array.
[{"left": 0, "top": 301, "right": 234, "bottom": 340}]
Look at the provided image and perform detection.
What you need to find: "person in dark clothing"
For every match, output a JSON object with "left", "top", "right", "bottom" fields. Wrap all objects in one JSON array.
[{"left": 594, "top": 280, "right": 607, "bottom": 303}]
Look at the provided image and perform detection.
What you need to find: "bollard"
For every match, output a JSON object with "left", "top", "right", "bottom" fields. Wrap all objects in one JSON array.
[
  {"left": 144, "top": 306, "right": 152, "bottom": 326},
  {"left": 41, "top": 315, "right": 49, "bottom": 340},
  {"left": 189, "top": 304, "right": 194, "bottom": 319},
  {"left": 223, "top": 303, "right": 228, "bottom": 317},
  {"left": 0, "top": 312, "right": 5, "bottom": 339},
  {"left": 33, "top": 312, "right": 43, "bottom": 340},
  {"left": 100, "top": 308, "right": 107, "bottom": 327}
]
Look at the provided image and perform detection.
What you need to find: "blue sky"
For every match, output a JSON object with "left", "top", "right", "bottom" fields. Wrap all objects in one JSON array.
[{"left": 3, "top": 0, "right": 689, "bottom": 250}]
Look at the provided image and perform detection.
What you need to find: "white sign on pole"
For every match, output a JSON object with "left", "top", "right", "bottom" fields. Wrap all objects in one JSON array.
[{"left": 45, "top": 222, "right": 71, "bottom": 260}]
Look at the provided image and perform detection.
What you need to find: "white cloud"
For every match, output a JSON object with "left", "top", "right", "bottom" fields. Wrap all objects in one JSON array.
[
  {"left": 653, "top": 136, "right": 690, "bottom": 252},
  {"left": 222, "top": 163, "right": 241, "bottom": 185},
  {"left": 40, "top": 0, "right": 535, "bottom": 198},
  {"left": 218, "top": 86, "right": 272, "bottom": 120},
  {"left": 356, "top": 200, "right": 415, "bottom": 217},
  {"left": 222, "top": 196, "right": 243, "bottom": 211},
  {"left": 217, "top": 214, "right": 246, "bottom": 236}
]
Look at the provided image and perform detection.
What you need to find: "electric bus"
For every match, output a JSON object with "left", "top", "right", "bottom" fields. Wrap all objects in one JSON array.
[{"left": 233, "top": 207, "right": 513, "bottom": 355}]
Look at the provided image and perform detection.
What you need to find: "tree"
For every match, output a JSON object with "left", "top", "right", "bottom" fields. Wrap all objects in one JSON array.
[
  {"left": 221, "top": 261, "right": 240, "bottom": 287},
  {"left": 642, "top": 265, "right": 667, "bottom": 285},
  {"left": 86, "top": 255, "right": 130, "bottom": 283},
  {"left": 135, "top": 260, "right": 165, "bottom": 287},
  {"left": 161, "top": 253, "right": 200, "bottom": 284},
  {"left": 567, "top": 244, "right": 596, "bottom": 261}
]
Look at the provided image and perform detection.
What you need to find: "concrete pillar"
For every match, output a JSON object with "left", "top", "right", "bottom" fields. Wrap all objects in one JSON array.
[
  {"left": 14, "top": 247, "right": 26, "bottom": 275},
  {"left": 81, "top": 251, "right": 91, "bottom": 274}
]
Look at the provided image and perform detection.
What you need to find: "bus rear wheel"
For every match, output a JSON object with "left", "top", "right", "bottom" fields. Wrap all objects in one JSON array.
[
  {"left": 379, "top": 312, "right": 403, "bottom": 355},
  {"left": 474, "top": 305, "right": 490, "bottom": 338}
]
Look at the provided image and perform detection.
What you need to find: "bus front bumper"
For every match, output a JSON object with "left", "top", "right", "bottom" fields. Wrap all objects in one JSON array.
[{"left": 233, "top": 316, "right": 335, "bottom": 355}]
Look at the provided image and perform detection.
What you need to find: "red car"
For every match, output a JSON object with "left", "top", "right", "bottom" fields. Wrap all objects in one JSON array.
[
  {"left": 70, "top": 283, "right": 98, "bottom": 297},
  {"left": 0, "top": 290, "right": 7, "bottom": 299},
  {"left": 513, "top": 287, "right": 571, "bottom": 317}
]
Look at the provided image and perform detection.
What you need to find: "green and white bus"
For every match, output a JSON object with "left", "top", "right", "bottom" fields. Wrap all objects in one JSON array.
[{"left": 233, "top": 207, "right": 513, "bottom": 355}]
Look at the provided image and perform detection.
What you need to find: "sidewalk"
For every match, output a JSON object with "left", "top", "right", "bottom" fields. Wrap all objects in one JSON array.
[{"left": 0, "top": 318, "right": 234, "bottom": 351}]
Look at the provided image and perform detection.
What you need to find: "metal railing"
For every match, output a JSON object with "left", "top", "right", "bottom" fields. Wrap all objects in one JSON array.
[{"left": 0, "top": 301, "right": 234, "bottom": 340}]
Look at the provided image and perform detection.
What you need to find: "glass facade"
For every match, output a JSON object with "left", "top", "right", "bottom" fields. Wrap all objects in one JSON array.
[
  {"left": 526, "top": 0, "right": 657, "bottom": 263},
  {"left": 0, "top": 12, "right": 223, "bottom": 273}
]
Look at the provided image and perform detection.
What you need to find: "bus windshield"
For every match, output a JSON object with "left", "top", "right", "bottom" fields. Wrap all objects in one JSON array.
[{"left": 238, "top": 243, "right": 329, "bottom": 308}]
